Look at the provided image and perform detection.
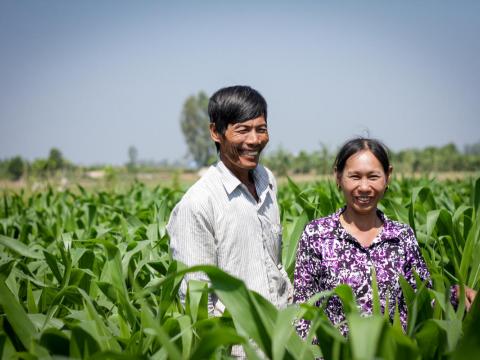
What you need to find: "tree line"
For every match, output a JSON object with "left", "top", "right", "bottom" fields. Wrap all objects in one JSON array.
[
  {"left": 180, "top": 91, "right": 480, "bottom": 176},
  {"left": 2, "top": 142, "right": 478, "bottom": 182},
  {"left": 0, "top": 148, "right": 74, "bottom": 181},
  {"left": 1, "top": 91, "right": 478, "bottom": 181},
  {"left": 262, "top": 143, "right": 480, "bottom": 176}
]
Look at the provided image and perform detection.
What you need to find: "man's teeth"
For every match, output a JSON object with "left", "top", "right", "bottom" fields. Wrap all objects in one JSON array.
[{"left": 357, "top": 196, "right": 370, "bottom": 201}]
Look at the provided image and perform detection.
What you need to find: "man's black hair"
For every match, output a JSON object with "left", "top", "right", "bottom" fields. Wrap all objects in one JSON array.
[{"left": 208, "top": 85, "right": 267, "bottom": 151}]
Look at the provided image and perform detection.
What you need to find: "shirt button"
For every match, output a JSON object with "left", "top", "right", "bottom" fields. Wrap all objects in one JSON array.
[{"left": 277, "top": 264, "right": 283, "bottom": 270}]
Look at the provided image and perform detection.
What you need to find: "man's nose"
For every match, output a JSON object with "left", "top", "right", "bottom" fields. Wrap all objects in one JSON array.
[{"left": 246, "top": 130, "right": 261, "bottom": 144}]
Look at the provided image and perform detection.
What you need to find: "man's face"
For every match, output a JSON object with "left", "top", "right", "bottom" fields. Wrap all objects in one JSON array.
[{"left": 211, "top": 116, "right": 269, "bottom": 175}]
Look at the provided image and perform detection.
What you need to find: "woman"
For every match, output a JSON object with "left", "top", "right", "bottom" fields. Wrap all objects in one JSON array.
[{"left": 293, "top": 138, "right": 476, "bottom": 338}]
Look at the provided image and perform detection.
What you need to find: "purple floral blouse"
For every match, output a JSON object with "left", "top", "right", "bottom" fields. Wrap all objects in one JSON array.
[{"left": 293, "top": 208, "right": 431, "bottom": 338}]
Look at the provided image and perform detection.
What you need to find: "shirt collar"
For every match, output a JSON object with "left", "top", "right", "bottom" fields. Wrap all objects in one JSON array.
[
  {"left": 215, "top": 160, "right": 272, "bottom": 199},
  {"left": 377, "top": 210, "right": 405, "bottom": 240},
  {"left": 334, "top": 207, "right": 404, "bottom": 242}
]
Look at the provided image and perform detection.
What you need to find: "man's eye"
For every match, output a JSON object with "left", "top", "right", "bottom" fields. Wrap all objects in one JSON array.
[{"left": 257, "top": 127, "right": 268, "bottom": 133}]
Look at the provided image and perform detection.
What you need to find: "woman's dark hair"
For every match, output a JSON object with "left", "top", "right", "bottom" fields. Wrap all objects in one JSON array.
[
  {"left": 334, "top": 138, "right": 390, "bottom": 174},
  {"left": 208, "top": 86, "right": 267, "bottom": 150}
]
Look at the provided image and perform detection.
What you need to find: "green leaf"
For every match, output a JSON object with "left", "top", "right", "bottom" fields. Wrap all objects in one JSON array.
[
  {"left": 185, "top": 279, "right": 209, "bottom": 323},
  {"left": 371, "top": 266, "right": 381, "bottom": 316},
  {"left": 452, "top": 289, "right": 480, "bottom": 359},
  {"left": 0, "top": 276, "right": 37, "bottom": 350},
  {"left": 70, "top": 325, "right": 101, "bottom": 358},
  {"left": 190, "top": 327, "right": 245, "bottom": 359},
  {"left": 0, "top": 234, "right": 42, "bottom": 259},
  {"left": 43, "top": 250, "right": 63, "bottom": 284},
  {"left": 348, "top": 314, "right": 385, "bottom": 360},
  {"left": 39, "top": 328, "right": 70, "bottom": 356}
]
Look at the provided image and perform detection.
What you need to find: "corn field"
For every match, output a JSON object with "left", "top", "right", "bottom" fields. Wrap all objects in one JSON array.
[{"left": 0, "top": 177, "right": 479, "bottom": 359}]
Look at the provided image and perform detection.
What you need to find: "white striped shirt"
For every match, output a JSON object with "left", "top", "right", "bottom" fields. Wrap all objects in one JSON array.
[{"left": 167, "top": 161, "right": 292, "bottom": 310}]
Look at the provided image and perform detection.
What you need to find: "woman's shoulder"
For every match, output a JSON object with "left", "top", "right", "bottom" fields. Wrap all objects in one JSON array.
[
  {"left": 303, "top": 209, "right": 342, "bottom": 236},
  {"left": 380, "top": 211, "right": 416, "bottom": 240}
]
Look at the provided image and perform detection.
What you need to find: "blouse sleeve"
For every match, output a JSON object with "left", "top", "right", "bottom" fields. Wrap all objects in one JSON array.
[{"left": 293, "top": 224, "right": 322, "bottom": 339}]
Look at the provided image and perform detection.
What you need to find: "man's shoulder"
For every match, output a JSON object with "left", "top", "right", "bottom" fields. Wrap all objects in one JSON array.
[
  {"left": 168, "top": 167, "right": 218, "bottom": 225},
  {"left": 180, "top": 165, "right": 223, "bottom": 203}
]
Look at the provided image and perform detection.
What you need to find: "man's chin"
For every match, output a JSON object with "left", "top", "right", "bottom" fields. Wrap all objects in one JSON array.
[{"left": 239, "top": 156, "right": 260, "bottom": 168}]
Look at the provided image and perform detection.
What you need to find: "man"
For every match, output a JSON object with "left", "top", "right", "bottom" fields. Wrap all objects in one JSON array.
[{"left": 167, "top": 85, "right": 291, "bottom": 315}]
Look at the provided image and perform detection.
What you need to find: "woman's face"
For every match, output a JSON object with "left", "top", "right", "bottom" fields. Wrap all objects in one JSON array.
[{"left": 336, "top": 149, "right": 391, "bottom": 216}]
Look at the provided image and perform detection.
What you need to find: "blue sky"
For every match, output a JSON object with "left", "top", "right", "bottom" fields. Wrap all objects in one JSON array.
[{"left": 1, "top": 0, "right": 479, "bottom": 165}]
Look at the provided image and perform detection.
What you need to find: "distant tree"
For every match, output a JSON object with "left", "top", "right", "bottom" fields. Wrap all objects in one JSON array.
[
  {"left": 292, "top": 151, "right": 311, "bottom": 174},
  {"left": 263, "top": 146, "right": 293, "bottom": 177},
  {"left": 180, "top": 91, "right": 216, "bottom": 167},
  {"left": 31, "top": 158, "right": 48, "bottom": 178},
  {"left": 313, "top": 144, "right": 332, "bottom": 175},
  {"left": 464, "top": 141, "right": 480, "bottom": 155},
  {"left": 0, "top": 159, "right": 8, "bottom": 178},
  {"left": 127, "top": 145, "right": 138, "bottom": 173},
  {"left": 7, "top": 156, "right": 24, "bottom": 181},
  {"left": 104, "top": 165, "right": 118, "bottom": 185},
  {"left": 47, "top": 148, "right": 64, "bottom": 172}
]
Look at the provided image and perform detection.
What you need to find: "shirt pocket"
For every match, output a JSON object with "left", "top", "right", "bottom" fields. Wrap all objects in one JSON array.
[{"left": 264, "top": 220, "right": 282, "bottom": 262}]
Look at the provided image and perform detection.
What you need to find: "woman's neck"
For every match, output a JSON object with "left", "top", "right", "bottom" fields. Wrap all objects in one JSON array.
[
  {"left": 340, "top": 207, "right": 383, "bottom": 248},
  {"left": 341, "top": 207, "right": 381, "bottom": 231}
]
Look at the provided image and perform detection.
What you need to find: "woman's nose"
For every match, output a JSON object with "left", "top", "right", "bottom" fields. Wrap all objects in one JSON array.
[{"left": 358, "top": 178, "right": 369, "bottom": 190}]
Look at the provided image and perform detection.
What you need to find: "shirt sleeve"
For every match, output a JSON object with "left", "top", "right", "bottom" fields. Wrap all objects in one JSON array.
[
  {"left": 166, "top": 198, "right": 218, "bottom": 312},
  {"left": 293, "top": 224, "right": 322, "bottom": 339}
]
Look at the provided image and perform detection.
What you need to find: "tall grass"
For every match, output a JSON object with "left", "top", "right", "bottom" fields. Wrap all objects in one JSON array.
[{"left": 0, "top": 178, "right": 479, "bottom": 359}]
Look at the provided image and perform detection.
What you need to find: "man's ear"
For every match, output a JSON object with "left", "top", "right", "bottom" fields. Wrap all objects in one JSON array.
[{"left": 210, "top": 123, "right": 221, "bottom": 143}]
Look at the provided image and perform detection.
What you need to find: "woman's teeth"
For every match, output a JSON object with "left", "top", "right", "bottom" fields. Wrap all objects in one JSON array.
[{"left": 241, "top": 150, "right": 258, "bottom": 156}]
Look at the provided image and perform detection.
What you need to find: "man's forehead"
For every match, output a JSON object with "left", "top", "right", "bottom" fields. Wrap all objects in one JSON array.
[{"left": 229, "top": 116, "right": 267, "bottom": 127}]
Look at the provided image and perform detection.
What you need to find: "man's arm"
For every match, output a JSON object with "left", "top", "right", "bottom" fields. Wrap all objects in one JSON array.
[{"left": 167, "top": 199, "right": 218, "bottom": 312}]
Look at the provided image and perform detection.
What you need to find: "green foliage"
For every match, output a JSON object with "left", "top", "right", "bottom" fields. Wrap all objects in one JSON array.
[
  {"left": 127, "top": 146, "right": 139, "bottom": 174},
  {"left": 180, "top": 91, "right": 216, "bottom": 167},
  {"left": 7, "top": 156, "right": 25, "bottom": 181},
  {"left": 263, "top": 142, "right": 480, "bottom": 176},
  {"left": 0, "top": 177, "right": 479, "bottom": 359},
  {"left": 47, "top": 148, "right": 64, "bottom": 172},
  {"left": 0, "top": 148, "right": 75, "bottom": 181}
]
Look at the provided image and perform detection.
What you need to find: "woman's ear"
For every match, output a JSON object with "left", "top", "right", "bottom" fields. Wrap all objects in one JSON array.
[
  {"left": 334, "top": 167, "right": 341, "bottom": 189},
  {"left": 386, "top": 165, "right": 393, "bottom": 184}
]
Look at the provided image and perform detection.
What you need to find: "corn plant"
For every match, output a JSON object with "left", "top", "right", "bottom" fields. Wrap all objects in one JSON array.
[{"left": 0, "top": 177, "right": 479, "bottom": 359}]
